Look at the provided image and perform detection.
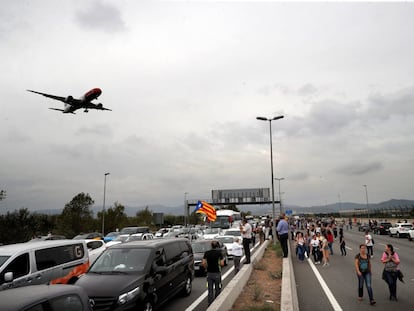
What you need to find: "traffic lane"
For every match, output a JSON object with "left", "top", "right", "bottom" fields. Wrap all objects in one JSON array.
[
  {"left": 292, "top": 228, "right": 414, "bottom": 311},
  {"left": 162, "top": 243, "right": 258, "bottom": 311}
]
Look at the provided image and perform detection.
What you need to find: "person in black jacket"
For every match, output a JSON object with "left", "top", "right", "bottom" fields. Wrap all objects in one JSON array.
[{"left": 203, "top": 240, "right": 225, "bottom": 306}]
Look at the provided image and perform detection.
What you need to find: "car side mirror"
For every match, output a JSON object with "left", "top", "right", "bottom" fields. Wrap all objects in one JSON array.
[{"left": 4, "top": 272, "right": 13, "bottom": 282}]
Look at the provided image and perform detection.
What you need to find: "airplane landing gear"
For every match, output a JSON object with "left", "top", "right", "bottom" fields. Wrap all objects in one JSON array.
[{"left": 84, "top": 109, "right": 89, "bottom": 113}]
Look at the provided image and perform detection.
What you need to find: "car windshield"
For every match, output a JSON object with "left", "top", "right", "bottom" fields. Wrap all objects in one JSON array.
[
  {"left": 0, "top": 256, "right": 10, "bottom": 268},
  {"left": 191, "top": 242, "right": 212, "bottom": 253},
  {"left": 90, "top": 248, "right": 151, "bottom": 273}
]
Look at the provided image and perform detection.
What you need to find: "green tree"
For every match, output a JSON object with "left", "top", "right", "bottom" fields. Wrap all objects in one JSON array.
[
  {"left": 135, "top": 206, "right": 153, "bottom": 226},
  {"left": 97, "top": 201, "right": 128, "bottom": 233},
  {"left": 57, "top": 193, "right": 94, "bottom": 238}
]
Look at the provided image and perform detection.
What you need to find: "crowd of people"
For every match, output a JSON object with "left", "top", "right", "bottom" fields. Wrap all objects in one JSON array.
[{"left": 289, "top": 216, "right": 404, "bottom": 305}]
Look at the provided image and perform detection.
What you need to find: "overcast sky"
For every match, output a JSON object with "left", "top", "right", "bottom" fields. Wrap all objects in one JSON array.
[{"left": 1, "top": 1, "right": 414, "bottom": 214}]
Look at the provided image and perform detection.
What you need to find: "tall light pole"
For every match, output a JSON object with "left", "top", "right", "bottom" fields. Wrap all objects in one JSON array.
[
  {"left": 275, "top": 177, "right": 285, "bottom": 214},
  {"left": 363, "top": 184, "right": 370, "bottom": 220},
  {"left": 184, "top": 192, "right": 189, "bottom": 227},
  {"left": 102, "top": 172, "right": 110, "bottom": 236},
  {"left": 257, "top": 115, "right": 284, "bottom": 245}
]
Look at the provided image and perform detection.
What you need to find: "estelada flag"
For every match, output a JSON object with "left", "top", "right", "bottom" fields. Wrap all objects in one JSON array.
[{"left": 194, "top": 200, "right": 217, "bottom": 222}]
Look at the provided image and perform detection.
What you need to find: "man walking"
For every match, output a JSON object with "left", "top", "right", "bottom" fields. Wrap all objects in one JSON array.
[
  {"left": 240, "top": 218, "right": 252, "bottom": 264},
  {"left": 203, "top": 240, "right": 225, "bottom": 306},
  {"left": 277, "top": 214, "right": 289, "bottom": 258}
]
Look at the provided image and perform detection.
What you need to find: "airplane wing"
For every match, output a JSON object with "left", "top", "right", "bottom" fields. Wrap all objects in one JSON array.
[{"left": 27, "top": 90, "right": 67, "bottom": 103}]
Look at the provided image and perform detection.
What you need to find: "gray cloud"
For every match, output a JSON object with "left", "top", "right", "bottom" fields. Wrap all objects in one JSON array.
[
  {"left": 335, "top": 161, "right": 384, "bottom": 176},
  {"left": 75, "top": 1, "right": 126, "bottom": 33}
]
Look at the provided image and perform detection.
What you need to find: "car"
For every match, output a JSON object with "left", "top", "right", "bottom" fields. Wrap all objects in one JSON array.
[
  {"left": 0, "top": 240, "right": 89, "bottom": 291},
  {"left": 408, "top": 226, "right": 414, "bottom": 241},
  {"left": 215, "top": 235, "right": 240, "bottom": 258},
  {"left": 155, "top": 228, "right": 171, "bottom": 238},
  {"left": 0, "top": 284, "right": 92, "bottom": 311},
  {"left": 85, "top": 239, "right": 106, "bottom": 264},
  {"left": 72, "top": 232, "right": 103, "bottom": 240},
  {"left": 372, "top": 222, "right": 392, "bottom": 235},
  {"left": 389, "top": 223, "right": 412, "bottom": 238},
  {"left": 119, "top": 226, "right": 150, "bottom": 235},
  {"left": 75, "top": 238, "right": 194, "bottom": 311},
  {"left": 104, "top": 231, "right": 120, "bottom": 243},
  {"left": 358, "top": 223, "right": 370, "bottom": 232},
  {"left": 202, "top": 228, "right": 222, "bottom": 240},
  {"left": 191, "top": 239, "right": 228, "bottom": 276},
  {"left": 105, "top": 233, "right": 154, "bottom": 248},
  {"left": 223, "top": 228, "right": 242, "bottom": 238},
  {"left": 29, "top": 234, "right": 67, "bottom": 242}
]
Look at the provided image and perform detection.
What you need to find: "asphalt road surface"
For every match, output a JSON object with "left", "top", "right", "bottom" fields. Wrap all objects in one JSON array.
[{"left": 292, "top": 227, "right": 414, "bottom": 311}]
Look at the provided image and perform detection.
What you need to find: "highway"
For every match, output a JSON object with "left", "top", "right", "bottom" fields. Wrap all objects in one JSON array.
[{"left": 292, "top": 226, "right": 414, "bottom": 311}]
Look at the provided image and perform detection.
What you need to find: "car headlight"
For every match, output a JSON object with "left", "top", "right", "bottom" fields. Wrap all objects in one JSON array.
[{"left": 118, "top": 286, "right": 140, "bottom": 305}]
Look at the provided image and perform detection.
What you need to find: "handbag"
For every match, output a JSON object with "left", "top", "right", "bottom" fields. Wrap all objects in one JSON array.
[
  {"left": 384, "top": 260, "right": 398, "bottom": 272},
  {"left": 397, "top": 270, "right": 404, "bottom": 283}
]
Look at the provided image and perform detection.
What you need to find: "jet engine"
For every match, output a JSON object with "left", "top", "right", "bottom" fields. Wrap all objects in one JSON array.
[
  {"left": 97, "top": 103, "right": 103, "bottom": 109},
  {"left": 65, "top": 95, "right": 74, "bottom": 103}
]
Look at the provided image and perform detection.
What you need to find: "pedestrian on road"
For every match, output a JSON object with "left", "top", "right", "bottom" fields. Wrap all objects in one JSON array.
[
  {"left": 326, "top": 228, "right": 334, "bottom": 255},
  {"left": 231, "top": 237, "right": 243, "bottom": 274},
  {"left": 276, "top": 214, "right": 289, "bottom": 258},
  {"left": 355, "top": 244, "right": 376, "bottom": 305},
  {"left": 365, "top": 230, "right": 374, "bottom": 257},
  {"left": 381, "top": 244, "right": 400, "bottom": 301},
  {"left": 321, "top": 233, "right": 330, "bottom": 267},
  {"left": 310, "top": 234, "right": 322, "bottom": 264},
  {"left": 295, "top": 231, "right": 305, "bottom": 262},
  {"left": 340, "top": 234, "right": 347, "bottom": 256},
  {"left": 202, "top": 240, "right": 225, "bottom": 306},
  {"left": 240, "top": 218, "right": 252, "bottom": 264}
]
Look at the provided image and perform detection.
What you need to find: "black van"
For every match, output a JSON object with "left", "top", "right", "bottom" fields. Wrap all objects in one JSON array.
[{"left": 75, "top": 238, "right": 194, "bottom": 311}]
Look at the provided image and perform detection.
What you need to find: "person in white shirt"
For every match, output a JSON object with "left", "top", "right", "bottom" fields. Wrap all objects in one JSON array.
[
  {"left": 240, "top": 219, "right": 252, "bottom": 264},
  {"left": 231, "top": 237, "right": 244, "bottom": 274},
  {"left": 365, "top": 230, "right": 374, "bottom": 257}
]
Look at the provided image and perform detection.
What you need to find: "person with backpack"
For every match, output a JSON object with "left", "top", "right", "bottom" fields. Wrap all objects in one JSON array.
[{"left": 355, "top": 244, "right": 376, "bottom": 305}]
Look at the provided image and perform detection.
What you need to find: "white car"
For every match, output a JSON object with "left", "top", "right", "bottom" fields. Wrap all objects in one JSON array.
[
  {"left": 223, "top": 228, "right": 242, "bottom": 238},
  {"left": 105, "top": 233, "right": 154, "bottom": 247},
  {"left": 215, "top": 235, "right": 242, "bottom": 258},
  {"left": 389, "top": 223, "right": 412, "bottom": 238},
  {"left": 203, "top": 228, "right": 222, "bottom": 240},
  {"left": 85, "top": 239, "right": 106, "bottom": 264}
]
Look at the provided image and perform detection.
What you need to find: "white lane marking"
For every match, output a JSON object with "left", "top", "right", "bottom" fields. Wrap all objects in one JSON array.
[{"left": 307, "top": 259, "right": 343, "bottom": 311}]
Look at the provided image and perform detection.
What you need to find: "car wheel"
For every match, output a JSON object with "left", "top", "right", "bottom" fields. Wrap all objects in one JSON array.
[
  {"left": 181, "top": 274, "right": 192, "bottom": 296},
  {"left": 409, "top": 235, "right": 412, "bottom": 241}
]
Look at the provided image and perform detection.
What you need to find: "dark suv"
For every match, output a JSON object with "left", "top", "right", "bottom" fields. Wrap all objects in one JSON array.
[
  {"left": 373, "top": 222, "right": 392, "bottom": 235},
  {"left": 76, "top": 238, "right": 194, "bottom": 311}
]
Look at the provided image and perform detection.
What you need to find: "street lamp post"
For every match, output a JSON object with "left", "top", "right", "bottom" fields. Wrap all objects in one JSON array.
[
  {"left": 184, "top": 192, "right": 189, "bottom": 227},
  {"left": 102, "top": 172, "right": 110, "bottom": 236},
  {"left": 363, "top": 184, "right": 370, "bottom": 220},
  {"left": 257, "top": 115, "right": 284, "bottom": 245},
  {"left": 275, "top": 177, "right": 285, "bottom": 213}
]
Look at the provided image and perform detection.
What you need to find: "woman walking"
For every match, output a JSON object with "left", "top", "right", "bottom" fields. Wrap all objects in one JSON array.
[
  {"left": 355, "top": 244, "right": 376, "bottom": 305},
  {"left": 321, "top": 233, "right": 330, "bottom": 267},
  {"left": 381, "top": 244, "right": 400, "bottom": 301}
]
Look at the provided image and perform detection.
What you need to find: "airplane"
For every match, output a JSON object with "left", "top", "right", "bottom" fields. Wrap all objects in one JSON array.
[{"left": 27, "top": 88, "right": 111, "bottom": 114}]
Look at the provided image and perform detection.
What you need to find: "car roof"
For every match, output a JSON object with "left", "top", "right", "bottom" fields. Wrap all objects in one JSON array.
[
  {"left": 108, "top": 238, "right": 189, "bottom": 249},
  {"left": 0, "top": 284, "right": 89, "bottom": 310},
  {"left": 0, "top": 240, "right": 86, "bottom": 256}
]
